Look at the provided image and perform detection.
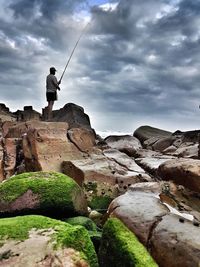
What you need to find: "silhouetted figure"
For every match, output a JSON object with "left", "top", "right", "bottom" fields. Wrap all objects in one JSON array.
[{"left": 46, "top": 67, "right": 61, "bottom": 120}]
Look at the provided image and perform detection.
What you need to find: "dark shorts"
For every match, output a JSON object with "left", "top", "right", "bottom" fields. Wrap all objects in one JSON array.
[{"left": 46, "top": 92, "right": 57, "bottom": 102}]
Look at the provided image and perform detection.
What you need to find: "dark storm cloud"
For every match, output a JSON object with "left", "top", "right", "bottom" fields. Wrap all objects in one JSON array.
[
  {"left": 9, "top": 0, "right": 86, "bottom": 20},
  {"left": 77, "top": 0, "right": 200, "bottom": 122}
]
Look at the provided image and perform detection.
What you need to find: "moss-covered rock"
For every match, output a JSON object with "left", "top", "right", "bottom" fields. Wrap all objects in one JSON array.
[
  {"left": 99, "top": 218, "right": 158, "bottom": 267},
  {"left": 0, "top": 172, "right": 88, "bottom": 218},
  {"left": 65, "top": 216, "right": 102, "bottom": 252},
  {"left": 65, "top": 216, "right": 98, "bottom": 232},
  {"left": 0, "top": 215, "right": 98, "bottom": 266}
]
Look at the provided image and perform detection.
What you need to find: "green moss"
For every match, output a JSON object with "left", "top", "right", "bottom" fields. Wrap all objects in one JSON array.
[
  {"left": 0, "top": 172, "right": 86, "bottom": 217},
  {"left": 65, "top": 216, "right": 102, "bottom": 252},
  {"left": 99, "top": 218, "right": 158, "bottom": 267},
  {"left": 83, "top": 181, "right": 98, "bottom": 193},
  {"left": 89, "top": 196, "right": 113, "bottom": 210},
  {"left": 0, "top": 215, "right": 98, "bottom": 267},
  {"left": 65, "top": 216, "right": 98, "bottom": 232}
]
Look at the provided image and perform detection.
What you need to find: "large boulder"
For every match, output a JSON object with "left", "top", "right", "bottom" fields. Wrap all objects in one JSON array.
[
  {"left": 62, "top": 149, "right": 151, "bottom": 189},
  {"left": 0, "top": 172, "right": 88, "bottom": 218},
  {"left": 152, "top": 136, "right": 176, "bottom": 152},
  {"left": 158, "top": 158, "right": 200, "bottom": 192},
  {"left": 134, "top": 126, "right": 172, "bottom": 144},
  {"left": 151, "top": 214, "right": 200, "bottom": 267},
  {"left": 67, "top": 127, "right": 96, "bottom": 153},
  {"left": 52, "top": 103, "right": 92, "bottom": 129},
  {"left": 22, "top": 121, "right": 83, "bottom": 172},
  {"left": 99, "top": 218, "right": 158, "bottom": 267},
  {"left": 166, "top": 144, "right": 198, "bottom": 158},
  {"left": 0, "top": 215, "right": 98, "bottom": 267},
  {"left": 108, "top": 183, "right": 200, "bottom": 267},
  {"left": 104, "top": 135, "right": 142, "bottom": 156},
  {"left": 108, "top": 189, "right": 169, "bottom": 245}
]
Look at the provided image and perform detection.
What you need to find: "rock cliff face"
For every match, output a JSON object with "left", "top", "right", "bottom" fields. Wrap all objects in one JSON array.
[{"left": 0, "top": 103, "right": 200, "bottom": 267}]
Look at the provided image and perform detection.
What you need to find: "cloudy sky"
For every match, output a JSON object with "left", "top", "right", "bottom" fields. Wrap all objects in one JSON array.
[{"left": 1, "top": 0, "right": 200, "bottom": 134}]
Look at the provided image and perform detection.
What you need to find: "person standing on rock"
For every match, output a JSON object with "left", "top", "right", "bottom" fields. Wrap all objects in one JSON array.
[{"left": 46, "top": 67, "right": 61, "bottom": 120}]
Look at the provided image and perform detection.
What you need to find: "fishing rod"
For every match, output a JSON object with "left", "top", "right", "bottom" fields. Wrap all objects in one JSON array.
[{"left": 59, "top": 21, "right": 91, "bottom": 83}]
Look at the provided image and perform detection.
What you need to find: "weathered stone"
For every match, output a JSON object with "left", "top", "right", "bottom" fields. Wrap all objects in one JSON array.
[
  {"left": 152, "top": 136, "right": 176, "bottom": 152},
  {"left": 108, "top": 190, "right": 169, "bottom": 245},
  {"left": 134, "top": 125, "right": 172, "bottom": 144},
  {"left": 150, "top": 214, "right": 200, "bottom": 267},
  {"left": 0, "top": 140, "right": 4, "bottom": 181},
  {"left": 52, "top": 103, "right": 92, "bottom": 129},
  {"left": 62, "top": 151, "right": 151, "bottom": 190},
  {"left": 0, "top": 215, "right": 98, "bottom": 267},
  {"left": 61, "top": 154, "right": 113, "bottom": 186},
  {"left": 67, "top": 127, "right": 96, "bottom": 153},
  {"left": 135, "top": 156, "right": 175, "bottom": 176},
  {"left": 104, "top": 135, "right": 142, "bottom": 156},
  {"left": 3, "top": 138, "right": 18, "bottom": 178},
  {"left": 22, "top": 121, "right": 83, "bottom": 172},
  {"left": 0, "top": 104, "right": 16, "bottom": 122},
  {"left": 134, "top": 149, "right": 162, "bottom": 158},
  {"left": 158, "top": 158, "right": 200, "bottom": 192},
  {"left": 0, "top": 172, "right": 88, "bottom": 218},
  {"left": 171, "top": 144, "right": 198, "bottom": 158},
  {"left": 163, "top": 145, "right": 177, "bottom": 154},
  {"left": 103, "top": 148, "right": 152, "bottom": 183},
  {"left": 143, "top": 137, "right": 161, "bottom": 149},
  {"left": 14, "top": 106, "right": 41, "bottom": 122}
]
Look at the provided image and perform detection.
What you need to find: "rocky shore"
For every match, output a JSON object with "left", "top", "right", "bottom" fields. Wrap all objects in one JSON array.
[{"left": 0, "top": 102, "right": 199, "bottom": 266}]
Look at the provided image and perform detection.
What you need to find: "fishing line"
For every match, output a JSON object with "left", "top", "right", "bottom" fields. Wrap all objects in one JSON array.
[{"left": 59, "top": 21, "right": 91, "bottom": 83}]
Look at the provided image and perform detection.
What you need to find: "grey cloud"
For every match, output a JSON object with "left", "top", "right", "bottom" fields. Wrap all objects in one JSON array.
[{"left": 1, "top": 0, "right": 200, "bottom": 132}]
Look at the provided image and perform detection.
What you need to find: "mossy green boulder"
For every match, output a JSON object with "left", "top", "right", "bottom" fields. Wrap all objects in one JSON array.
[
  {"left": 99, "top": 218, "right": 158, "bottom": 267},
  {"left": 0, "top": 172, "right": 88, "bottom": 218},
  {"left": 0, "top": 215, "right": 98, "bottom": 266},
  {"left": 66, "top": 216, "right": 102, "bottom": 252}
]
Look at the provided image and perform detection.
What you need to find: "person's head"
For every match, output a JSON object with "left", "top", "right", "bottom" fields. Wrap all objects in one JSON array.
[{"left": 50, "top": 67, "right": 56, "bottom": 75}]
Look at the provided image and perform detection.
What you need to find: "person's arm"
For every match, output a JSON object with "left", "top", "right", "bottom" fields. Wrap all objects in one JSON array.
[{"left": 52, "top": 76, "right": 60, "bottom": 90}]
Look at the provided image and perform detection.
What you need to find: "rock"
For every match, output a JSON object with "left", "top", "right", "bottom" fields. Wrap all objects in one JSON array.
[
  {"left": 65, "top": 216, "right": 102, "bottom": 252},
  {"left": 170, "top": 144, "right": 198, "bottom": 158},
  {"left": 52, "top": 103, "right": 92, "bottom": 129},
  {"left": 108, "top": 190, "right": 169, "bottom": 245},
  {"left": 103, "top": 148, "right": 152, "bottom": 184},
  {"left": 14, "top": 106, "right": 41, "bottom": 121},
  {"left": 62, "top": 150, "right": 151, "bottom": 194},
  {"left": 158, "top": 158, "right": 200, "bottom": 192},
  {"left": 67, "top": 127, "right": 96, "bottom": 153},
  {"left": 0, "top": 215, "right": 98, "bottom": 267},
  {"left": 0, "top": 141, "right": 4, "bottom": 181},
  {"left": 162, "top": 145, "right": 177, "bottom": 154},
  {"left": 0, "top": 104, "right": 16, "bottom": 122},
  {"left": 65, "top": 216, "right": 98, "bottom": 232},
  {"left": 152, "top": 136, "right": 176, "bottom": 152},
  {"left": 0, "top": 172, "right": 88, "bottom": 218},
  {"left": 134, "top": 149, "right": 162, "bottom": 158},
  {"left": 3, "top": 138, "right": 18, "bottom": 178},
  {"left": 104, "top": 135, "right": 142, "bottom": 156},
  {"left": 134, "top": 125, "right": 172, "bottom": 144},
  {"left": 135, "top": 156, "right": 175, "bottom": 176},
  {"left": 98, "top": 218, "right": 158, "bottom": 267},
  {"left": 108, "top": 183, "right": 200, "bottom": 267},
  {"left": 22, "top": 121, "right": 83, "bottom": 172},
  {"left": 150, "top": 214, "right": 200, "bottom": 267}
]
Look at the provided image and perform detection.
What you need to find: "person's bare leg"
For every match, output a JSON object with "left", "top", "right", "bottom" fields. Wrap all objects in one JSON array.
[{"left": 47, "top": 101, "right": 54, "bottom": 120}]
